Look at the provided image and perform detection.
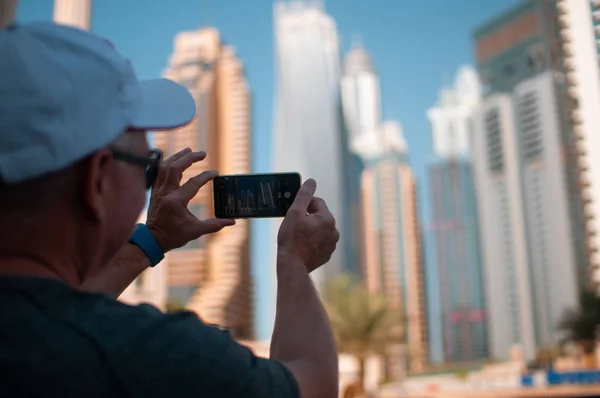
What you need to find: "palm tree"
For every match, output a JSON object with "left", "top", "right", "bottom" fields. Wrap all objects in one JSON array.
[
  {"left": 323, "top": 275, "right": 404, "bottom": 396},
  {"left": 558, "top": 290, "right": 600, "bottom": 367}
]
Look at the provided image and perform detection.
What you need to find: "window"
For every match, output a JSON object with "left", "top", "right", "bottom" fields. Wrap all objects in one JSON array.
[
  {"left": 517, "top": 91, "right": 543, "bottom": 160},
  {"left": 527, "top": 55, "right": 534, "bottom": 69},
  {"left": 526, "top": 44, "right": 546, "bottom": 72},
  {"left": 485, "top": 108, "right": 504, "bottom": 172},
  {"left": 481, "top": 69, "right": 491, "bottom": 83}
]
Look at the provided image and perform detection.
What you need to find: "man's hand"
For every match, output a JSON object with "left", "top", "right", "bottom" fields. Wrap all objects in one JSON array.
[
  {"left": 146, "top": 147, "right": 235, "bottom": 253},
  {"left": 277, "top": 179, "right": 340, "bottom": 273}
]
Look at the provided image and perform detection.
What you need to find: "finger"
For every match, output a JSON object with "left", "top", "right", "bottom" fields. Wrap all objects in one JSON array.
[
  {"left": 307, "top": 196, "right": 329, "bottom": 215},
  {"left": 289, "top": 179, "right": 317, "bottom": 214},
  {"left": 172, "top": 170, "right": 218, "bottom": 203},
  {"left": 162, "top": 147, "right": 192, "bottom": 167},
  {"left": 154, "top": 147, "right": 192, "bottom": 187},
  {"left": 163, "top": 151, "right": 208, "bottom": 191},
  {"left": 191, "top": 218, "right": 236, "bottom": 236}
]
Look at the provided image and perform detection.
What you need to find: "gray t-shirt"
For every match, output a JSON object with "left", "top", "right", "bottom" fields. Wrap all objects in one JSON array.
[{"left": 0, "top": 276, "right": 299, "bottom": 398}]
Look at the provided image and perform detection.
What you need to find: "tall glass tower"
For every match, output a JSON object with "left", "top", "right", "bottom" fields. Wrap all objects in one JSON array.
[
  {"left": 255, "top": 0, "right": 348, "bottom": 341},
  {"left": 271, "top": 0, "right": 346, "bottom": 286},
  {"left": 427, "top": 66, "right": 489, "bottom": 363}
]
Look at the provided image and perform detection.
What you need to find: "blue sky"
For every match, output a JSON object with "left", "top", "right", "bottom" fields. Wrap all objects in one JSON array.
[{"left": 17, "top": 0, "right": 517, "bottom": 345}]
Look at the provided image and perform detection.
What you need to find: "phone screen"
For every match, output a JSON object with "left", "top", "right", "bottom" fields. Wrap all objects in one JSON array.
[{"left": 213, "top": 173, "right": 301, "bottom": 219}]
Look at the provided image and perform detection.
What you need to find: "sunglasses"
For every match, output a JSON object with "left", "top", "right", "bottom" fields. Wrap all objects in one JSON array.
[{"left": 112, "top": 148, "right": 163, "bottom": 189}]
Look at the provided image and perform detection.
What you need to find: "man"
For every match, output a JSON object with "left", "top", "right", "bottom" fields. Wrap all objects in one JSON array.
[{"left": 0, "top": 22, "right": 339, "bottom": 397}]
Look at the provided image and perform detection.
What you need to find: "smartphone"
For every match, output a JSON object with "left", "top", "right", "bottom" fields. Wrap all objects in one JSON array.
[{"left": 213, "top": 172, "right": 302, "bottom": 219}]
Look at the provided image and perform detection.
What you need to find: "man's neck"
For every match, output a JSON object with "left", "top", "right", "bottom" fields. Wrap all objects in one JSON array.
[
  {"left": 0, "top": 254, "right": 82, "bottom": 286},
  {"left": 0, "top": 216, "right": 92, "bottom": 287}
]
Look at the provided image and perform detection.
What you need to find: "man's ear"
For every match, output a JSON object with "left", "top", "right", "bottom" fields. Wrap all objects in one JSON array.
[{"left": 83, "top": 148, "right": 114, "bottom": 222}]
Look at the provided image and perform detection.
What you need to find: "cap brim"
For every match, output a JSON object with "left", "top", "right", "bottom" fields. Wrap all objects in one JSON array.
[{"left": 130, "top": 78, "right": 196, "bottom": 131}]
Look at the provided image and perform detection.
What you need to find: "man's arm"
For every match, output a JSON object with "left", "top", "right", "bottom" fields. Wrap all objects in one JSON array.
[
  {"left": 269, "top": 179, "right": 340, "bottom": 398},
  {"left": 271, "top": 252, "right": 338, "bottom": 398},
  {"left": 80, "top": 243, "right": 149, "bottom": 297}
]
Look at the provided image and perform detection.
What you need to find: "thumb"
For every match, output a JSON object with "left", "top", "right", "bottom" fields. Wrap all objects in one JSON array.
[{"left": 289, "top": 179, "right": 316, "bottom": 213}]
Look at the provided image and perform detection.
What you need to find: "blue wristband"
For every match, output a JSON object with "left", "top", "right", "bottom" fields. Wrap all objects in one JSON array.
[{"left": 129, "top": 224, "right": 165, "bottom": 267}]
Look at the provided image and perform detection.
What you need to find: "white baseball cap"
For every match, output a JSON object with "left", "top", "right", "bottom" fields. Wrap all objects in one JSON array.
[{"left": 0, "top": 22, "right": 196, "bottom": 184}]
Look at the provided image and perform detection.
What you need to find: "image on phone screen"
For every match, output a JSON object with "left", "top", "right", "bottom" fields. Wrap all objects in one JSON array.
[{"left": 213, "top": 173, "right": 301, "bottom": 219}]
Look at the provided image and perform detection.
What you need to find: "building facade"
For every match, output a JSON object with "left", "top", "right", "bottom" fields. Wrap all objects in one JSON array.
[
  {"left": 53, "top": 0, "right": 91, "bottom": 30},
  {"left": 341, "top": 41, "right": 384, "bottom": 280},
  {"left": 556, "top": 0, "right": 600, "bottom": 290},
  {"left": 154, "top": 28, "right": 252, "bottom": 338},
  {"left": 341, "top": 41, "right": 381, "bottom": 156},
  {"left": 427, "top": 66, "right": 489, "bottom": 363},
  {"left": 472, "top": 0, "right": 581, "bottom": 360},
  {"left": 271, "top": 0, "right": 347, "bottom": 290},
  {"left": 361, "top": 121, "right": 428, "bottom": 375},
  {"left": 341, "top": 41, "right": 427, "bottom": 375}
]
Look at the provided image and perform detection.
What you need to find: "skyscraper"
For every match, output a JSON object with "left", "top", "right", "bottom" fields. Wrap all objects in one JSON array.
[
  {"left": 556, "top": 0, "right": 600, "bottom": 290},
  {"left": 53, "top": 0, "right": 91, "bottom": 30},
  {"left": 341, "top": 40, "right": 382, "bottom": 279},
  {"left": 341, "top": 42, "right": 427, "bottom": 375},
  {"left": 154, "top": 28, "right": 252, "bottom": 338},
  {"left": 272, "top": 0, "right": 347, "bottom": 289},
  {"left": 360, "top": 121, "right": 428, "bottom": 375},
  {"left": 472, "top": 0, "right": 580, "bottom": 360},
  {"left": 427, "top": 66, "right": 489, "bottom": 363},
  {"left": 341, "top": 40, "right": 381, "bottom": 157}
]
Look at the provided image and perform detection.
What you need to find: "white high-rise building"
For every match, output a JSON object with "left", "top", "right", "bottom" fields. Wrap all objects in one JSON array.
[
  {"left": 272, "top": 0, "right": 345, "bottom": 288},
  {"left": 556, "top": 0, "right": 600, "bottom": 289},
  {"left": 471, "top": 71, "right": 579, "bottom": 360},
  {"left": 341, "top": 41, "right": 381, "bottom": 157},
  {"left": 428, "top": 66, "right": 480, "bottom": 158},
  {"left": 53, "top": 0, "right": 91, "bottom": 30}
]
